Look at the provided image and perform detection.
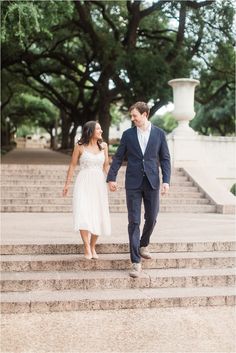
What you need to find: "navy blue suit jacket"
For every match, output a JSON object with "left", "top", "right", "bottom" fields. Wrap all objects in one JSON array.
[{"left": 107, "top": 124, "right": 171, "bottom": 189}]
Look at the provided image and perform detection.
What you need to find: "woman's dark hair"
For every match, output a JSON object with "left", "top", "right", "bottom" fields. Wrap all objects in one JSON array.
[{"left": 77, "top": 121, "right": 103, "bottom": 150}]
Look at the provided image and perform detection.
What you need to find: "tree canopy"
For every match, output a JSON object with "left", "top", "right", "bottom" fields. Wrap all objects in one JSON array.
[{"left": 1, "top": 0, "right": 235, "bottom": 148}]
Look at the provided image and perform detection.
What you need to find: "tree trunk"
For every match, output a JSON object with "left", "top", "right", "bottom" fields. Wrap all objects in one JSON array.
[
  {"left": 49, "top": 130, "right": 55, "bottom": 149},
  {"left": 97, "top": 97, "right": 111, "bottom": 143},
  {"left": 53, "top": 116, "right": 58, "bottom": 150},
  {"left": 1, "top": 123, "right": 10, "bottom": 146},
  {"left": 60, "top": 109, "right": 71, "bottom": 149},
  {"left": 1, "top": 128, "right": 7, "bottom": 146},
  {"left": 69, "top": 122, "right": 79, "bottom": 149}
]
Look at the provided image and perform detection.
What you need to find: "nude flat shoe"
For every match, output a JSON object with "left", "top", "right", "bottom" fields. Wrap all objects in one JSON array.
[{"left": 91, "top": 252, "right": 99, "bottom": 259}]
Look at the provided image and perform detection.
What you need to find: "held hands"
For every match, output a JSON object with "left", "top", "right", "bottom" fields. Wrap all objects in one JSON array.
[
  {"left": 108, "top": 181, "right": 118, "bottom": 192},
  {"left": 161, "top": 183, "right": 169, "bottom": 196}
]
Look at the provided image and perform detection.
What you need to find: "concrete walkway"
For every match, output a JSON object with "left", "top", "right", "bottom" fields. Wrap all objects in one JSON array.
[
  {"left": 1, "top": 148, "right": 236, "bottom": 353},
  {"left": 1, "top": 147, "right": 71, "bottom": 164},
  {"left": 1, "top": 212, "right": 235, "bottom": 245},
  {"left": 1, "top": 307, "right": 235, "bottom": 353}
]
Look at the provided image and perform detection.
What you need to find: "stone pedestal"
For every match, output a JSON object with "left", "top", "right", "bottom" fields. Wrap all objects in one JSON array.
[
  {"left": 167, "top": 78, "right": 200, "bottom": 166},
  {"left": 168, "top": 78, "right": 199, "bottom": 137}
]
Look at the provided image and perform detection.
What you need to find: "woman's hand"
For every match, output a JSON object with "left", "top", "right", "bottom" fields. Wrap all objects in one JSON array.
[
  {"left": 63, "top": 184, "right": 69, "bottom": 197},
  {"left": 109, "top": 181, "right": 118, "bottom": 192}
]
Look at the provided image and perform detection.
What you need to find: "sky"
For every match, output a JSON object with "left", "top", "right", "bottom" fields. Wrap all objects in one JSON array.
[{"left": 156, "top": 102, "right": 174, "bottom": 116}]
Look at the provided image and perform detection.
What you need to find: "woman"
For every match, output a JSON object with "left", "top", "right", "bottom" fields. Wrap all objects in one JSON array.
[{"left": 63, "top": 121, "right": 111, "bottom": 259}]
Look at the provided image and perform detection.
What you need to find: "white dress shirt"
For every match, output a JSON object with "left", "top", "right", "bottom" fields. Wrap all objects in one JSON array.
[{"left": 137, "top": 122, "right": 151, "bottom": 155}]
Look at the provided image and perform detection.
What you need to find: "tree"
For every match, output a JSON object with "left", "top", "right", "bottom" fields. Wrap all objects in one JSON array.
[
  {"left": 190, "top": 36, "right": 235, "bottom": 135},
  {"left": 151, "top": 112, "right": 177, "bottom": 133},
  {"left": 1, "top": 0, "right": 235, "bottom": 149},
  {"left": 191, "top": 87, "right": 235, "bottom": 135},
  {"left": 2, "top": 92, "right": 58, "bottom": 148}
]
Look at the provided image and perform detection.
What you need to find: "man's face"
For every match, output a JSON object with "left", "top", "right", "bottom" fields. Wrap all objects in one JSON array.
[{"left": 130, "top": 108, "right": 148, "bottom": 127}]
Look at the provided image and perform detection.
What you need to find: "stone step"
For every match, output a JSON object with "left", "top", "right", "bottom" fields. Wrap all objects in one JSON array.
[
  {"left": 0, "top": 204, "right": 217, "bottom": 213},
  {"left": 1, "top": 166, "right": 184, "bottom": 172},
  {"left": 1, "top": 170, "right": 189, "bottom": 181},
  {"left": 1, "top": 251, "right": 235, "bottom": 272},
  {"left": 1, "top": 241, "right": 235, "bottom": 255},
  {"left": 0, "top": 185, "right": 201, "bottom": 193},
  {"left": 1, "top": 166, "right": 184, "bottom": 176},
  {"left": 1, "top": 268, "right": 235, "bottom": 292},
  {"left": 1, "top": 180, "right": 195, "bottom": 186},
  {"left": 0, "top": 198, "right": 211, "bottom": 205},
  {"left": 1, "top": 157, "right": 214, "bottom": 213},
  {"left": 1, "top": 191, "right": 206, "bottom": 199},
  {"left": 1, "top": 173, "right": 188, "bottom": 181},
  {"left": 1, "top": 286, "right": 235, "bottom": 313},
  {"left": 111, "top": 198, "right": 210, "bottom": 205},
  {"left": 0, "top": 169, "right": 72, "bottom": 173}
]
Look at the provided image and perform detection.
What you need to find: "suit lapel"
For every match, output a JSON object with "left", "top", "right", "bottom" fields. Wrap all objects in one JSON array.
[
  {"left": 144, "top": 124, "right": 155, "bottom": 157},
  {"left": 132, "top": 127, "right": 143, "bottom": 156}
]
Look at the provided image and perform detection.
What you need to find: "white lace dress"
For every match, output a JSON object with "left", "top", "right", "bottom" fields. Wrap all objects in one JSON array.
[{"left": 73, "top": 148, "right": 111, "bottom": 236}]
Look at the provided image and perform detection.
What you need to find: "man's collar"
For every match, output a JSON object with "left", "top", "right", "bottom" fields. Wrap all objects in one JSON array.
[{"left": 137, "top": 121, "right": 151, "bottom": 133}]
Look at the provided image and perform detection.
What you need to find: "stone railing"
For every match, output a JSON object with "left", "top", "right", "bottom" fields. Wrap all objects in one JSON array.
[
  {"left": 167, "top": 134, "right": 236, "bottom": 190},
  {"left": 16, "top": 137, "right": 47, "bottom": 149}
]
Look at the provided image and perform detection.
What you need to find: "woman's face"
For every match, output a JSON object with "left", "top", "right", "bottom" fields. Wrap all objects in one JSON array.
[{"left": 93, "top": 123, "right": 103, "bottom": 140}]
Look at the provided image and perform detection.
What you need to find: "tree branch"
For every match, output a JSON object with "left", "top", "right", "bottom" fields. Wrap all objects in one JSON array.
[
  {"left": 73, "top": 0, "right": 100, "bottom": 52},
  {"left": 90, "top": 1, "right": 120, "bottom": 41},
  {"left": 185, "top": 1, "right": 214, "bottom": 9},
  {"left": 187, "top": 20, "right": 204, "bottom": 58},
  {"left": 138, "top": 29, "right": 174, "bottom": 42},
  {"left": 176, "top": 2, "right": 187, "bottom": 45},
  {"left": 196, "top": 82, "right": 228, "bottom": 104},
  {"left": 140, "top": 28, "right": 177, "bottom": 34},
  {"left": 166, "top": 2, "right": 187, "bottom": 62},
  {"left": 1, "top": 83, "right": 14, "bottom": 111},
  {"left": 150, "top": 100, "right": 167, "bottom": 117},
  {"left": 123, "top": 1, "right": 141, "bottom": 48},
  {"left": 140, "top": 1, "right": 165, "bottom": 18},
  {"left": 24, "top": 66, "right": 77, "bottom": 112}
]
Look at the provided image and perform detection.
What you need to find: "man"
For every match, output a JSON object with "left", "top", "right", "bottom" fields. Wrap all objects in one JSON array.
[{"left": 107, "top": 101, "right": 171, "bottom": 278}]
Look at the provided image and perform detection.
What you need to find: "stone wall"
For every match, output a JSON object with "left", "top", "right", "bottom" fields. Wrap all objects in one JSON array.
[{"left": 167, "top": 134, "right": 236, "bottom": 191}]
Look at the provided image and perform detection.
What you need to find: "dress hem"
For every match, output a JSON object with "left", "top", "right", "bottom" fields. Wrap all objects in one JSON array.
[{"left": 73, "top": 227, "right": 111, "bottom": 237}]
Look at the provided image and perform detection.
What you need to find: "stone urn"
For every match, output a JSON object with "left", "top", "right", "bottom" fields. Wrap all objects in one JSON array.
[{"left": 168, "top": 78, "right": 200, "bottom": 136}]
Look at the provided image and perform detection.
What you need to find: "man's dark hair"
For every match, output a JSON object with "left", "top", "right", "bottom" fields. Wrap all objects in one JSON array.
[{"left": 129, "top": 102, "right": 150, "bottom": 118}]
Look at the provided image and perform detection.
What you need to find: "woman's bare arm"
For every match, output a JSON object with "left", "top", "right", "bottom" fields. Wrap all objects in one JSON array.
[
  {"left": 63, "top": 144, "right": 81, "bottom": 196},
  {"left": 103, "top": 142, "right": 110, "bottom": 175}
]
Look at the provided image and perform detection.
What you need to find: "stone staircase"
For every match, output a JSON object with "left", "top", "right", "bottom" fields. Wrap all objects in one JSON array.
[
  {"left": 1, "top": 241, "right": 235, "bottom": 313},
  {"left": 1, "top": 165, "right": 216, "bottom": 213}
]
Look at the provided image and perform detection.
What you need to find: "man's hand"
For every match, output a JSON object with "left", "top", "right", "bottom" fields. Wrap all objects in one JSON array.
[
  {"left": 109, "top": 181, "right": 118, "bottom": 192},
  {"left": 161, "top": 183, "right": 169, "bottom": 196}
]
